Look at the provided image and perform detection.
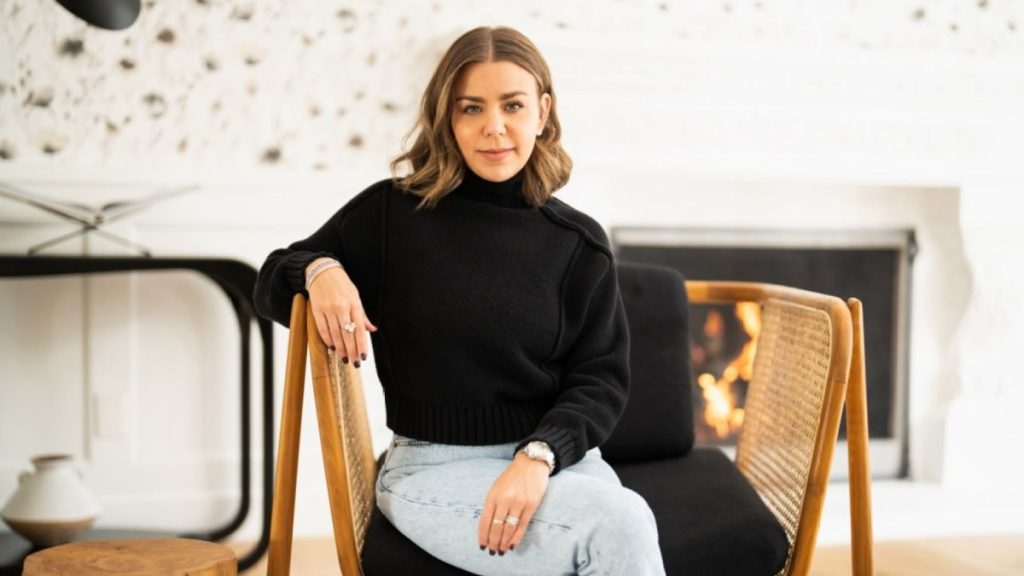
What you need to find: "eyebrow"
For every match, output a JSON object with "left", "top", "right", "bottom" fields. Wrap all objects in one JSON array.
[{"left": 454, "top": 91, "right": 528, "bottom": 102}]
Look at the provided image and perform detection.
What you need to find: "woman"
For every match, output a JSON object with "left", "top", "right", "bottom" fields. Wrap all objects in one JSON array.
[{"left": 254, "top": 26, "right": 665, "bottom": 576}]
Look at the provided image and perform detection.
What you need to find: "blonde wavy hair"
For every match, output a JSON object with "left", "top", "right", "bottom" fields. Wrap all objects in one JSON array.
[{"left": 390, "top": 26, "right": 572, "bottom": 209}]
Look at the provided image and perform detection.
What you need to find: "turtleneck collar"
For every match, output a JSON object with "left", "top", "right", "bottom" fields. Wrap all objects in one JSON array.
[{"left": 450, "top": 167, "right": 530, "bottom": 209}]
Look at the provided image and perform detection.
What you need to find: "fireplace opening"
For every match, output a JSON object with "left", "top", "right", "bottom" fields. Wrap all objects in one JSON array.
[{"left": 612, "top": 227, "right": 914, "bottom": 478}]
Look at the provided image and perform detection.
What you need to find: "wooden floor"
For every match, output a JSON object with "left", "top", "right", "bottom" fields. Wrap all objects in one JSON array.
[
  {"left": 812, "top": 535, "right": 1024, "bottom": 576},
  {"left": 231, "top": 534, "right": 1024, "bottom": 575}
]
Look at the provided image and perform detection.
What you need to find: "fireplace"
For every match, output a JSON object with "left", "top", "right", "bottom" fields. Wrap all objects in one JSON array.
[{"left": 612, "top": 227, "right": 914, "bottom": 479}]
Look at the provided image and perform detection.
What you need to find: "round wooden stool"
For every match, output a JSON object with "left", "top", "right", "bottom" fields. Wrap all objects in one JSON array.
[{"left": 22, "top": 538, "right": 237, "bottom": 575}]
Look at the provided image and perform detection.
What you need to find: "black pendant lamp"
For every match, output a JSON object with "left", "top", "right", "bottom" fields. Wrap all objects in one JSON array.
[{"left": 54, "top": 0, "right": 141, "bottom": 31}]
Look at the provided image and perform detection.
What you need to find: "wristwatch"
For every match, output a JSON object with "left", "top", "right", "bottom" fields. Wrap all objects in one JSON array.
[{"left": 518, "top": 441, "right": 556, "bottom": 475}]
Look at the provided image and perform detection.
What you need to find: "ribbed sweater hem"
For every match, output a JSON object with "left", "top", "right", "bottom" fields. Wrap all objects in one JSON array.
[{"left": 386, "top": 396, "right": 550, "bottom": 446}]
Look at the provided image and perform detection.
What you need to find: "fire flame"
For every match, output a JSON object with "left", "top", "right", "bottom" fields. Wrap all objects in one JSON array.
[{"left": 698, "top": 302, "right": 762, "bottom": 438}]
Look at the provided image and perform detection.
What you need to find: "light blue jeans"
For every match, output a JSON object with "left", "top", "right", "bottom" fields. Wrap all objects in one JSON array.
[{"left": 376, "top": 435, "right": 667, "bottom": 576}]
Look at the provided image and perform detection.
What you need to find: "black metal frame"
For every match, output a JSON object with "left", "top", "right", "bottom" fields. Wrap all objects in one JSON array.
[{"left": 0, "top": 255, "right": 273, "bottom": 571}]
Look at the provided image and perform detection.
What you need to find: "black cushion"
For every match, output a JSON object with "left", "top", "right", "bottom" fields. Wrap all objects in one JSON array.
[
  {"left": 612, "top": 447, "right": 789, "bottom": 576},
  {"left": 362, "top": 505, "right": 475, "bottom": 576},
  {"left": 603, "top": 262, "right": 695, "bottom": 462}
]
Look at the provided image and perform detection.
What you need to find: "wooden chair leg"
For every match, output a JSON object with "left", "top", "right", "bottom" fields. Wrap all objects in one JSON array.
[
  {"left": 267, "top": 295, "right": 309, "bottom": 576},
  {"left": 846, "top": 298, "right": 875, "bottom": 575}
]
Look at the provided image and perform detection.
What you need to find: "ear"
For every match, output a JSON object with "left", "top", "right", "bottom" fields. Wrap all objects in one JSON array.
[{"left": 539, "top": 92, "right": 552, "bottom": 127}]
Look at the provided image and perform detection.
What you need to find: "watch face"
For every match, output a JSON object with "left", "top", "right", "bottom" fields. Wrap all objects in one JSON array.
[
  {"left": 522, "top": 441, "right": 555, "bottom": 473},
  {"left": 527, "top": 442, "right": 547, "bottom": 456}
]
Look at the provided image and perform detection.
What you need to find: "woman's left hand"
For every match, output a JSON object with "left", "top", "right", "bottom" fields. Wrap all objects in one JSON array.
[{"left": 478, "top": 453, "right": 551, "bottom": 554}]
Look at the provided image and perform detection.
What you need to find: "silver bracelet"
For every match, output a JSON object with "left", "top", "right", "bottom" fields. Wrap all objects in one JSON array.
[
  {"left": 305, "top": 258, "right": 337, "bottom": 280},
  {"left": 305, "top": 259, "right": 342, "bottom": 291}
]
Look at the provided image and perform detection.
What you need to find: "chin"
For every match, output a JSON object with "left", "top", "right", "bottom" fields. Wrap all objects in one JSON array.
[{"left": 471, "top": 163, "right": 521, "bottom": 183}]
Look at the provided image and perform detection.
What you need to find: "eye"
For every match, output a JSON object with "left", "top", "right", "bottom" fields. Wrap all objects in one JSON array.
[
  {"left": 505, "top": 101, "right": 524, "bottom": 112},
  {"left": 461, "top": 104, "right": 481, "bottom": 114}
]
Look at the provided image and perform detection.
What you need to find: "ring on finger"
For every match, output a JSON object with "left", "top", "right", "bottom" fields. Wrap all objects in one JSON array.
[
  {"left": 343, "top": 321, "right": 356, "bottom": 334},
  {"left": 504, "top": 515, "right": 520, "bottom": 527}
]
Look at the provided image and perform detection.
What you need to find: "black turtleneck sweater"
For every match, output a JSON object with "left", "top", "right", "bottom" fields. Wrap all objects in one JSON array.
[{"left": 254, "top": 169, "right": 630, "bottom": 473}]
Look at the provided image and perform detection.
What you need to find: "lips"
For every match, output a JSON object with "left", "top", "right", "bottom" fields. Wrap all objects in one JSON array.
[{"left": 480, "top": 148, "right": 512, "bottom": 161}]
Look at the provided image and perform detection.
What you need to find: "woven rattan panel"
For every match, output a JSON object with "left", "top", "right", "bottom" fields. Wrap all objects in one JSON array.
[
  {"left": 735, "top": 299, "right": 832, "bottom": 575},
  {"left": 329, "top": 351, "right": 376, "bottom": 553}
]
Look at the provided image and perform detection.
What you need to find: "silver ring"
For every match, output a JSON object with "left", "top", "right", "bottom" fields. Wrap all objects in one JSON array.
[
  {"left": 504, "top": 515, "right": 520, "bottom": 527},
  {"left": 343, "top": 321, "right": 356, "bottom": 334}
]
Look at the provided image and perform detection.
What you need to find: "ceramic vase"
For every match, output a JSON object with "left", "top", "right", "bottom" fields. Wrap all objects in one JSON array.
[{"left": 1, "top": 454, "right": 102, "bottom": 547}]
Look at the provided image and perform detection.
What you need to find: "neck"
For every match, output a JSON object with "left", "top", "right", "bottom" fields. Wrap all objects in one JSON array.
[{"left": 451, "top": 168, "right": 529, "bottom": 208}]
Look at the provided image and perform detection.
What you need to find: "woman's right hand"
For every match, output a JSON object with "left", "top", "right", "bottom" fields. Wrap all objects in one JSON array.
[{"left": 305, "top": 258, "right": 379, "bottom": 366}]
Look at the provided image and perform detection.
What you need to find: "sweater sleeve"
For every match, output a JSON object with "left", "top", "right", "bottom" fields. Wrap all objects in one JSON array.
[
  {"left": 253, "top": 179, "right": 387, "bottom": 327},
  {"left": 516, "top": 249, "right": 631, "bottom": 474}
]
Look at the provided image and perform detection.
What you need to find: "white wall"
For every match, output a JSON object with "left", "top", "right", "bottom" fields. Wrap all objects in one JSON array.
[{"left": 2, "top": 0, "right": 1023, "bottom": 541}]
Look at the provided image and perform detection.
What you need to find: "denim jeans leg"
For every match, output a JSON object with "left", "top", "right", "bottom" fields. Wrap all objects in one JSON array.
[{"left": 375, "top": 437, "right": 666, "bottom": 576}]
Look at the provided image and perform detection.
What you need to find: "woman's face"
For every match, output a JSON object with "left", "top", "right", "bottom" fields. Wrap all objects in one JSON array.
[{"left": 451, "top": 60, "right": 551, "bottom": 183}]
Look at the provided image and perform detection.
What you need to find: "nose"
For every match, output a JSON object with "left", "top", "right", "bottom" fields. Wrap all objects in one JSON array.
[{"left": 483, "top": 108, "right": 506, "bottom": 137}]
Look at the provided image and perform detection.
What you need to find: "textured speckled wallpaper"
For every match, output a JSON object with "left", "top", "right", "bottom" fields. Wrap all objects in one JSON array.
[{"left": 1, "top": 0, "right": 1021, "bottom": 172}]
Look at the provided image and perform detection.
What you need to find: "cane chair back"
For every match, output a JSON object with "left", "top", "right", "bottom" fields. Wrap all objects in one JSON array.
[
  {"left": 268, "top": 294, "right": 378, "bottom": 576},
  {"left": 686, "top": 282, "right": 871, "bottom": 576},
  {"left": 738, "top": 299, "right": 842, "bottom": 575},
  {"left": 313, "top": 319, "right": 378, "bottom": 562}
]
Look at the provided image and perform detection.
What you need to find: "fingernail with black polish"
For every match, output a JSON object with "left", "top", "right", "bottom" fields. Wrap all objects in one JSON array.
[
  {"left": 361, "top": 353, "right": 367, "bottom": 361},
  {"left": 354, "top": 361, "right": 361, "bottom": 368},
  {"left": 479, "top": 545, "right": 485, "bottom": 551},
  {"left": 489, "top": 550, "right": 495, "bottom": 556},
  {"left": 342, "top": 356, "right": 349, "bottom": 364},
  {"left": 498, "top": 551, "right": 505, "bottom": 557},
  {"left": 509, "top": 544, "right": 515, "bottom": 551}
]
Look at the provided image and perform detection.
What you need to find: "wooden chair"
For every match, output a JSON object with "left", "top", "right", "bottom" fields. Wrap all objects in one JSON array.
[{"left": 267, "top": 264, "right": 874, "bottom": 575}]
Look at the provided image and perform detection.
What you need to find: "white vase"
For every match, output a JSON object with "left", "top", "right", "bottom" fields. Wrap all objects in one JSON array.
[{"left": 1, "top": 454, "right": 102, "bottom": 547}]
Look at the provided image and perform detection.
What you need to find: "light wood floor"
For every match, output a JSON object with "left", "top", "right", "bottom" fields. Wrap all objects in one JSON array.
[
  {"left": 812, "top": 535, "right": 1024, "bottom": 576},
  {"left": 231, "top": 534, "right": 1024, "bottom": 575}
]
